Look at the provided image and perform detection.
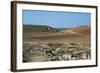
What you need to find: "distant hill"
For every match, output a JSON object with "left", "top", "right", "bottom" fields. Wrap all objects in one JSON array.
[
  {"left": 61, "top": 25, "right": 90, "bottom": 35},
  {"left": 23, "top": 24, "right": 70, "bottom": 33},
  {"left": 23, "top": 25, "right": 55, "bottom": 32},
  {"left": 71, "top": 25, "right": 90, "bottom": 33}
]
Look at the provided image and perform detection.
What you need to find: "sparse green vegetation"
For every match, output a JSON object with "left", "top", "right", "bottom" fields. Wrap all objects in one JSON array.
[{"left": 23, "top": 42, "right": 91, "bottom": 62}]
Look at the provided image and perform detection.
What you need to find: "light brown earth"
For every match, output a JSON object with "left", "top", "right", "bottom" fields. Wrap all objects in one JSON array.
[{"left": 23, "top": 25, "right": 90, "bottom": 44}]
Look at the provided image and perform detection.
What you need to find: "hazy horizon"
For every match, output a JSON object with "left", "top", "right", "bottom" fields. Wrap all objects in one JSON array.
[{"left": 23, "top": 24, "right": 90, "bottom": 29}]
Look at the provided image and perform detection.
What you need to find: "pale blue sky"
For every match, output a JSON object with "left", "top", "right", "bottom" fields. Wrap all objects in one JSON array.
[{"left": 23, "top": 10, "right": 91, "bottom": 28}]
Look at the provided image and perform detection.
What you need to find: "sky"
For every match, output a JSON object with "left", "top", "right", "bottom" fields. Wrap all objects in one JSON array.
[{"left": 23, "top": 10, "right": 91, "bottom": 28}]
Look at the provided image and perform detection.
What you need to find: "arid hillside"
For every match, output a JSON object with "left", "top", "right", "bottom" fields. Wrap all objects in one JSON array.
[{"left": 23, "top": 25, "right": 90, "bottom": 43}]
